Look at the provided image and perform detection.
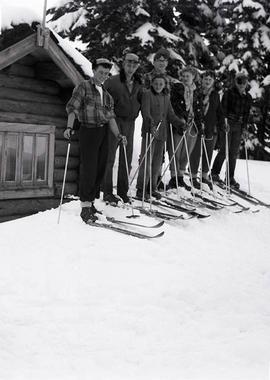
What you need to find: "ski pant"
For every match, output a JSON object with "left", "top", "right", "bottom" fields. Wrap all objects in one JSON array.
[
  {"left": 136, "top": 136, "right": 164, "bottom": 192},
  {"left": 79, "top": 126, "right": 108, "bottom": 202},
  {"left": 190, "top": 134, "right": 217, "bottom": 177},
  {"left": 168, "top": 125, "right": 198, "bottom": 177},
  {"left": 211, "top": 128, "right": 242, "bottom": 179},
  {"left": 102, "top": 118, "right": 135, "bottom": 198}
]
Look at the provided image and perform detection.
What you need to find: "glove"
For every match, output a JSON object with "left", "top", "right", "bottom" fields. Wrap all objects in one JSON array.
[
  {"left": 63, "top": 128, "right": 74, "bottom": 140},
  {"left": 224, "top": 120, "right": 230, "bottom": 133},
  {"left": 117, "top": 134, "right": 127, "bottom": 146},
  {"left": 242, "top": 129, "right": 249, "bottom": 140}
]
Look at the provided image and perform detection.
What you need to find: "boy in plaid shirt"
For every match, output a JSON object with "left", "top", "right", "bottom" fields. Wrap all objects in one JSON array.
[{"left": 64, "top": 58, "right": 127, "bottom": 223}]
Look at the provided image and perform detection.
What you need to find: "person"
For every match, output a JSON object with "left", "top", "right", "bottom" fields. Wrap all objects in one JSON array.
[
  {"left": 260, "top": 84, "right": 270, "bottom": 145},
  {"left": 144, "top": 48, "right": 179, "bottom": 190},
  {"left": 64, "top": 58, "right": 127, "bottom": 223},
  {"left": 211, "top": 71, "right": 252, "bottom": 189},
  {"left": 102, "top": 52, "right": 143, "bottom": 204},
  {"left": 144, "top": 48, "right": 178, "bottom": 91},
  {"left": 190, "top": 70, "right": 225, "bottom": 189},
  {"left": 168, "top": 66, "right": 204, "bottom": 190},
  {"left": 136, "top": 73, "right": 186, "bottom": 200}
]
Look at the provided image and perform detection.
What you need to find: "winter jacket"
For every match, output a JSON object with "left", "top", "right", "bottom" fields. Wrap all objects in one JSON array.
[
  {"left": 222, "top": 86, "right": 252, "bottom": 131},
  {"left": 203, "top": 90, "right": 225, "bottom": 138},
  {"left": 104, "top": 73, "right": 143, "bottom": 120},
  {"left": 141, "top": 88, "right": 185, "bottom": 142},
  {"left": 170, "top": 82, "right": 204, "bottom": 133}
]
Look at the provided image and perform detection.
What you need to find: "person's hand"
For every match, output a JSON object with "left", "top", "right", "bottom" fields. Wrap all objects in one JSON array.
[
  {"left": 118, "top": 134, "right": 127, "bottom": 146},
  {"left": 224, "top": 120, "right": 230, "bottom": 133},
  {"left": 242, "top": 129, "right": 249, "bottom": 140},
  {"left": 63, "top": 128, "right": 74, "bottom": 140}
]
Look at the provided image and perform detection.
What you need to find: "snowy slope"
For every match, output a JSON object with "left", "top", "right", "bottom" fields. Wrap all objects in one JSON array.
[{"left": 1, "top": 118, "right": 270, "bottom": 380}]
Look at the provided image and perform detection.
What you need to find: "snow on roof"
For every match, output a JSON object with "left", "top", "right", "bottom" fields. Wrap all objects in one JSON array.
[
  {"left": 132, "top": 22, "right": 180, "bottom": 46},
  {"left": 0, "top": 1, "right": 41, "bottom": 31},
  {"left": 51, "top": 29, "right": 93, "bottom": 77}
]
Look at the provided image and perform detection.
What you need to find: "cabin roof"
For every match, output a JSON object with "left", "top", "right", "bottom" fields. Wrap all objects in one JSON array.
[{"left": 0, "top": 23, "right": 93, "bottom": 87}]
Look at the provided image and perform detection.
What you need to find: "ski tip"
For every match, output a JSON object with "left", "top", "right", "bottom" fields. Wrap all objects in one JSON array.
[{"left": 153, "top": 231, "right": 165, "bottom": 238}]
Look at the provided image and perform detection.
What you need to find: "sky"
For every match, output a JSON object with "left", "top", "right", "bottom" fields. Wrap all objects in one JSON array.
[{"left": 1, "top": 0, "right": 61, "bottom": 19}]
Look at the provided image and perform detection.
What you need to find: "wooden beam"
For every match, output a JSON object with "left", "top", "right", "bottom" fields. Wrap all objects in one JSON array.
[
  {"left": 0, "top": 34, "right": 37, "bottom": 70},
  {"left": 47, "top": 38, "right": 84, "bottom": 86}
]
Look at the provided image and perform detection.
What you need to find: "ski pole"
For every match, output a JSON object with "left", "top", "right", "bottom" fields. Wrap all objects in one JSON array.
[
  {"left": 201, "top": 135, "right": 216, "bottom": 197},
  {"left": 157, "top": 132, "right": 185, "bottom": 190},
  {"left": 183, "top": 132, "right": 195, "bottom": 200},
  {"left": 169, "top": 124, "right": 179, "bottom": 198},
  {"left": 199, "top": 134, "right": 203, "bottom": 195},
  {"left": 57, "top": 136, "right": 71, "bottom": 224},
  {"left": 163, "top": 140, "right": 167, "bottom": 194},
  {"left": 225, "top": 130, "right": 230, "bottom": 195},
  {"left": 244, "top": 139, "right": 251, "bottom": 195},
  {"left": 122, "top": 142, "right": 139, "bottom": 218},
  {"left": 130, "top": 120, "right": 162, "bottom": 186},
  {"left": 142, "top": 133, "right": 149, "bottom": 209},
  {"left": 149, "top": 133, "right": 153, "bottom": 211}
]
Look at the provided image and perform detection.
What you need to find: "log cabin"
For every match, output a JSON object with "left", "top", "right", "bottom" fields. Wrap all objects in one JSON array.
[{"left": 0, "top": 23, "right": 92, "bottom": 222}]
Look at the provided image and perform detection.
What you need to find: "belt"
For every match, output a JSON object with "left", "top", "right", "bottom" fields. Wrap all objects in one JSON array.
[{"left": 81, "top": 123, "right": 107, "bottom": 128}]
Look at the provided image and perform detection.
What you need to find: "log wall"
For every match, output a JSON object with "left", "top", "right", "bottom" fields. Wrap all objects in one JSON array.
[{"left": 0, "top": 56, "right": 80, "bottom": 221}]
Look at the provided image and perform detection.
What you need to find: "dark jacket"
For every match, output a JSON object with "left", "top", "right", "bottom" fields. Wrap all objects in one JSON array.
[
  {"left": 141, "top": 88, "right": 185, "bottom": 142},
  {"left": 104, "top": 72, "right": 143, "bottom": 120},
  {"left": 203, "top": 90, "right": 225, "bottom": 138},
  {"left": 170, "top": 82, "right": 204, "bottom": 132},
  {"left": 222, "top": 86, "right": 252, "bottom": 131}
]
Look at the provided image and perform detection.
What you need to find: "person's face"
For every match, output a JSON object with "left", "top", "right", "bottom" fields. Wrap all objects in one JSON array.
[
  {"left": 152, "top": 78, "right": 166, "bottom": 93},
  {"left": 93, "top": 65, "right": 111, "bottom": 85},
  {"left": 123, "top": 58, "right": 139, "bottom": 77},
  {"left": 235, "top": 77, "right": 248, "bottom": 93},
  {"left": 202, "top": 75, "right": 214, "bottom": 90},
  {"left": 182, "top": 71, "right": 194, "bottom": 86},
  {"left": 154, "top": 56, "right": 168, "bottom": 73}
]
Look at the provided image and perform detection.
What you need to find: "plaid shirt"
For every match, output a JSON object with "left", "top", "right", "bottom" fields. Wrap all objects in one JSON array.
[
  {"left": 222, "top": 86, "right": 252, "bottom": 131},
  {"left": 66, "top": 78, "right": 115, "bottom": 127}
]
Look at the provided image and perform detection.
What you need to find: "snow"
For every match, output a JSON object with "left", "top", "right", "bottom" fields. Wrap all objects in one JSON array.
[
  {"left": 132, "top": 22, "right": 180, "bottom": 46},
  {"left": 51, "top": 29, "right": 93, "bottom": 78},
  {"left": 238, "top": 21, "right": 253, "bottom": 32},
  {"left": 1, "top": 117, "right": 270, "bottom": 380},
  {"left": 262, "top": 75, "right": 270, "bottom": 86},
  {"left": 259, "top": 26, "right": 270, "bottom": 51},
  {"left": 48, "top": 8, "right": 88, "bottom": 34}
]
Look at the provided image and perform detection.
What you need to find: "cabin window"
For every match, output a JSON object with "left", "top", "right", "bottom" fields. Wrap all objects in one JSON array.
[{"left": 0, "top": 123, "right": 55, "bottom": 199}]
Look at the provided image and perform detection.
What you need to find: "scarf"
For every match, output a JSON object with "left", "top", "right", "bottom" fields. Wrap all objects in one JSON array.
[
  {"left": 202, "top": 86, "right": 214, "bottom": 116},
  {"left": 183, "top": 82, "right": 196, "bottom": 115}
]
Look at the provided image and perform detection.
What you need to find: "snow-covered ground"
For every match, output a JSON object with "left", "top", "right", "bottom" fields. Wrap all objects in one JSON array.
[{"left": 1, "top": 119, "right": 270, "bottom": 380}]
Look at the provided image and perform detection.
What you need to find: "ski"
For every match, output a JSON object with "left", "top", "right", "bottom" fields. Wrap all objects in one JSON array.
[
  {"left": 106, "top": 216, "right": 164, "bottom": 229},
  {"left": 214, "top": 181, "right": 268, "bottom": 208},
  {"left": 158, "top": 197, "right": 210, "bottom": 218},
  {"left": 133, "top": 205, "right": 183, "bottom": 220},
  {"left": 86, "top": 220, "right": 165, "bottom": 239}
]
